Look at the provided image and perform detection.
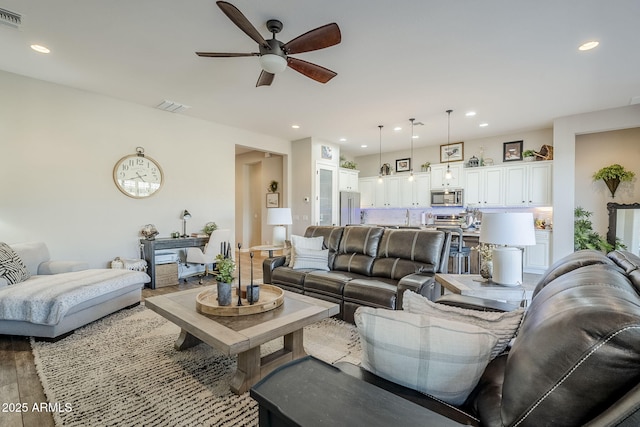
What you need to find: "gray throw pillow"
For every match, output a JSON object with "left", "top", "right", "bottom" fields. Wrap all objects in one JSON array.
[
  {"left": 402, "top": 290, "right": 524, "bottom": 359},
  {"left": 355, "top": 307, "right": 497, "bottom": 406}
]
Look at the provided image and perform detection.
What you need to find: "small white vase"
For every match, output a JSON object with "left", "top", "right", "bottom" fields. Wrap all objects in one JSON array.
[{"left": 480, "top": 260, "right": 493, "bottom": 279}]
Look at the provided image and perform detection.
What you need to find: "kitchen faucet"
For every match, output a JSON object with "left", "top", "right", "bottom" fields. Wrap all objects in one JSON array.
[{"left": 405, "top": 209, "right": 410, "bottom": 226}]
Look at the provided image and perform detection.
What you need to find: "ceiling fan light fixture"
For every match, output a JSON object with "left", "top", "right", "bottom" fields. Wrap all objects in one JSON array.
[{"left": 259, "top": 54, "right": 287, "bottom": 74}]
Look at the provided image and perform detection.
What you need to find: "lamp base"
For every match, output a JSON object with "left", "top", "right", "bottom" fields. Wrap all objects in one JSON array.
[
  {"left": 272, "top": 225, "right": 286, "bottom": 246},
  {"left": 491, "top": 247, "right": 522, "bottom": 286}
]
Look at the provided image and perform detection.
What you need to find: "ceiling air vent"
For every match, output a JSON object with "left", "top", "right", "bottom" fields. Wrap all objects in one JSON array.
[
  {"left": 155, "top": 100, "right": 191, "bottom": 113},
  {"left": 0, "top": 7, "right": 22, "bottom": 29}
]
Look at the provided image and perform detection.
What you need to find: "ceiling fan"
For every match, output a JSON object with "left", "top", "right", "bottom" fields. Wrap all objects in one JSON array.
[{"left": 196, "top": 1, "right": 341, "bottom": 87}]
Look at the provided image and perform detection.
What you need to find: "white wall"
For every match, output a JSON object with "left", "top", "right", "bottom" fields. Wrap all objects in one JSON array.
[
  {"left": 355, "top": 129, "right": 552, "bottom": 177},
  {"left": 575, "top": 128, "right": 640, "bottom": 235},
  {"left": 553, "top": 104, "right": 640, "bottom": 260},
  {"left": 0, "top": 70, "right": 291, "bottom": 267}
]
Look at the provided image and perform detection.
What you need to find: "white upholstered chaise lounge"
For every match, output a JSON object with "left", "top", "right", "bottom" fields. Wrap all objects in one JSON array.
[{"left": 0, "top": 242, "right": 150, "bottom": 339}]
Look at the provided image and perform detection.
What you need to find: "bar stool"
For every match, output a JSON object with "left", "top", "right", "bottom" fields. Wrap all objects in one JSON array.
[{"left": 438, "top": 227, "right": 471, "bottom": 274}]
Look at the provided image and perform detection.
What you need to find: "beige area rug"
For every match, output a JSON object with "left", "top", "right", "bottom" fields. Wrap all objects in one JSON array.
[{"left": 31, "top": 304, "right": 361, "bottom": 427}]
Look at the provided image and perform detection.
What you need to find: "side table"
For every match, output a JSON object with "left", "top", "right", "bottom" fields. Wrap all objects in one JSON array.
[{"left": 435, "top": 273, "right": 541, "bottom": 307}]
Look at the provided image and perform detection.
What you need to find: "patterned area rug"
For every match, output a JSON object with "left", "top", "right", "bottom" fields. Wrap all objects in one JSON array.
[{"left": 31, "top": 304, "right": 361, "bottom": 427}]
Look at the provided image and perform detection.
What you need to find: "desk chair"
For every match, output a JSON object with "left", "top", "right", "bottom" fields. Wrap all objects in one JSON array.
[
  {"left": 185, "top": 229, "right": 231, "bottom": 284},
  {"left": 438, "top": 227, "right": 471, "bottom": 274}
]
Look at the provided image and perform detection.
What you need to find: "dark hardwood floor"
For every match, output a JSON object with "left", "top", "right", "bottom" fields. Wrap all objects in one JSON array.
[{"left": 0, "top": 250, "right": 269, "bottom": 427}]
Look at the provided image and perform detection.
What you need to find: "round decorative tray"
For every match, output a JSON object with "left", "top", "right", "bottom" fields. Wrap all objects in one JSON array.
[{"left": 195, "top": 284, "right": 284, "bottom": 317}]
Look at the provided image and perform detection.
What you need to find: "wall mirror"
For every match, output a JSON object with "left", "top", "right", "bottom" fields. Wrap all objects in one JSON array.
[{"left": 607, "top": 202, "right": 640, "bottom": 256}]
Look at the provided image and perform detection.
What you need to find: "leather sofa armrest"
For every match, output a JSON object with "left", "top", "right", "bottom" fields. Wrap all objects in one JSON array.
[
  {"left": 38, "top": 260, "right": 89, "bottom": 275},
  {"left": 435, "top": 294, "right": 519, "bottom": 312},
  {"left": 262, "top": 256, "right": 286, "bottom": 284},
  {"left": 335, "top": 361, "right": 480, "bottom": 426},
  {"left": 397, "top": 273, "right": 435, "bottom": 308},
  {"left": 583, "top": 381, "right": 640, "bottom": 427}
]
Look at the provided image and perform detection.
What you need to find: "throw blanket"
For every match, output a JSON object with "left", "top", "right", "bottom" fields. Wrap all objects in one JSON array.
[{"left": 0, "top": 269, "right": 150, "bottom": 325}]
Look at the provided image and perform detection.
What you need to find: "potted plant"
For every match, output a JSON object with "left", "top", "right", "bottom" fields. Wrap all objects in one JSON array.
[
  {"left": 574, "top": 207, "right": 614, "bottom": 252},
  {"left": 215, "top": 254, "right": 235, "bottom": 306},
  {"left": 203, "top": 222, "right": 218, "bottom": 235},
  {"left": 523, "top": 150, "right": 536, "bottom": 162},
  {"left": 593, "top": 164, "right": 635, "bottom": 197},
  {"left": 341, "top": 160, "right": 357, "bottom": 169},
  {"left": 420, "top": 162, "right": 431, "bottom": 172}
]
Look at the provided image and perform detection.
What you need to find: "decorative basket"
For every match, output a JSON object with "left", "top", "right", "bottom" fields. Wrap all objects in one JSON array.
[{"left": 534, "top": 145, "right": 553, "bottom": 161}]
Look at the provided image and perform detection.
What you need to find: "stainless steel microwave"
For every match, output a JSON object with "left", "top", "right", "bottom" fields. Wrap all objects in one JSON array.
[{"left": 431, "top": 189, "right": 464, "bottom": 206}]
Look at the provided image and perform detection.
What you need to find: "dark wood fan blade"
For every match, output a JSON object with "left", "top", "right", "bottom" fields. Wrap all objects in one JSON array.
[
  {"left": 256, "top": 71, "right": 275, "bottom": 87},
  {"left": 283, "top": 23, "right": 341, "bottom": 55},
  {"left": 287, "top": 57, "right": 337, "bottom": 83},
  {"left": 196, "top": 52, "right": 259, "bottom": 57},
  {"left": 216, "top": 1, "right": 269, "bottom": 48}
]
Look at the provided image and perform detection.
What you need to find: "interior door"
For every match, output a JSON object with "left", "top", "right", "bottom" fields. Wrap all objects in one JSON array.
[{"left": 316, "top": 163, "right": 337, "bottom": 226}]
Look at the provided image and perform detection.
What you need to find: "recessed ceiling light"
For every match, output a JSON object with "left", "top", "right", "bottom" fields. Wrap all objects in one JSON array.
[
  {"left": 479, "top": 123, "right": 489, "bottom": 127},
  {"left": 339, "top": 138, "right": 347, "bottom": 142},
  {"left": 394, "top": 127, "right": 402, "bottom": 131},
  {"left": 360, "top": 144, "right": 368, "bottom": 148},
  {"left": 291, "top": 124, "right": 300, "bottom": 129},
  {"left": 465, "top": 111, "right": 476, "bottom": 117},
  {"left": 578, "top": 41, "right": 599, "bottom": 51},
  {"left": 30, "top": 44, "right": 50, "bottom": 54}
]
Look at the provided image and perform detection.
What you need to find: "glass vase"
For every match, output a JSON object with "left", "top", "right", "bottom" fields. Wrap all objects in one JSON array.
[{"left": 480, "top": 260, "right": 493, "bottom": 280}]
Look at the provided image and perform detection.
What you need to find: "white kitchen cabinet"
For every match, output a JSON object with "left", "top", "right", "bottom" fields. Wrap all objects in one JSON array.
[
  {"left": 504, "top": 162, "right": 552, "bottom": 207},
  {"left": 338, "top": 168, "right": 359, "bottom": 191},
  {"left": 399, "top": 172, "right": 431, "bottom": 207},
  {"left": 359, "top": 177, "right": 377, "bottom": 208},
  {"left": 376, "top": 176, "right": 401, "bottom": 207},
  {"left": 524, "top": 230, "right": 552, "bottom": 273},
  {"left": 430, "top": 163, "right": 464, "bottom": 189},
  {"left": 464, "top": 166, "right": 503, "bottom": 207}
]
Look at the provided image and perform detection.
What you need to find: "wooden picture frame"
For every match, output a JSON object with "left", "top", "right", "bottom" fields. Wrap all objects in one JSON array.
[
  {"left": 440, "top": 142, "right": 464, "bottom": 163},
  {"left": 503, "top": 140, "right": 523, "bottom": 162},
  {"left": 266, "top": 192, "right": 279, "bottom": 208},
  {"left": 395, "top": 158, "right": 411, "bottom": 172}
]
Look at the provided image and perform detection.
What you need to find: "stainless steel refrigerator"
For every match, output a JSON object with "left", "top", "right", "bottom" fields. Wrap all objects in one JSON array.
[{"left": 340, "top": 191, "right": 361, "bottom": 226}]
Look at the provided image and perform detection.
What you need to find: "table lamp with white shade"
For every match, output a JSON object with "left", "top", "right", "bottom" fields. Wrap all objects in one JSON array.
[
  {"left": 479, "top": 212, "right": 536, "bottom": 286},
  {"left": 267, "top": 208, "right": 292, "bottom": 246}
]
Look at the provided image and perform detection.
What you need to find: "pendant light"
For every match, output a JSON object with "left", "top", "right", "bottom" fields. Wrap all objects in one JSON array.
[
  {"left": 408, "top": 118, "right": 415, "bottom": 182},
  {"left": 378, "top": 125, "right": 384, "bottom": 183},
  {"left": 444, "top": 109, "right": 453, "bottom": 180}
]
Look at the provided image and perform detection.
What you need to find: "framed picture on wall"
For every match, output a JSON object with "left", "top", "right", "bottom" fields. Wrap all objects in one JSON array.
[
  {"left": 503, "top": 140, "right": 523, "bottom": 162},
  {"left": 266, "top": 192, "right": 279, "bottom": 208},
  {"left": 440, "top": 142, "right": 464, "bottom": 163},
  {"left": 321, "top": 145, "right": 333, "bottom": 160},
  {"left": 396, "top": 158, "right": 411, "bottom": 172}
]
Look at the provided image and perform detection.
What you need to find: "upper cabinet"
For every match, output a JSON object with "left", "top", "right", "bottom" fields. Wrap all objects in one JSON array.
[
  {"left": 504, "top": 162, "right": 552, "bottom": 207},
  {"left": 464, "top": 166, "right": 504, "bottom": 207},
  {"left": 430, "top": 163, "right": 464, "bottom": 189},
  {"left": 358, "top": 160, "right": 552, "bottom": 209},
  {"left": 338, "top": 168, "right": 359, "bottom": 192}
]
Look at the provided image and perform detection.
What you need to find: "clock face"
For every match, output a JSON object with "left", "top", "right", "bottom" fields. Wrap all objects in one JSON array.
[{"left": 113, "top": 154, "right": 164, "bottom": 198}]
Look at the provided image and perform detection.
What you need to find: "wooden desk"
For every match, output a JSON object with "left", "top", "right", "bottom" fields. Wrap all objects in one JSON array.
[
  {"left": 140, "top": 237, "right": 208, "bottom": 289},
  {"left": 435, "top": 273, "right": 541, "bottom": 307}
]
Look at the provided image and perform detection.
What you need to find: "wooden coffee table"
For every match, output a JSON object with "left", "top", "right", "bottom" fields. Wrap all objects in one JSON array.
[{"left": 145, "top": 286, "right": 339, "bottom": 394}]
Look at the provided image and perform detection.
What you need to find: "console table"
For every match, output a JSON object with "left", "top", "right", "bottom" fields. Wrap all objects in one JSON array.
[{"left": 140, "top": 237, "right": 208, "bottom": 289}]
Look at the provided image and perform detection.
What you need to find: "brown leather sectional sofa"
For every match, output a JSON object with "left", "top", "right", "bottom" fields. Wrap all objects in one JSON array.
[
  {"left": 262, "top": 225, "right": 451, "bottom": 323},
  {"left": 256, "top": 249, "right": 640, "bottom": 426}
]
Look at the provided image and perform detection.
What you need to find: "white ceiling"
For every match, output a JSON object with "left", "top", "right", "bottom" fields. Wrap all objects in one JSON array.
[{"left": 1, "top": 1, "right": 638, "bottom": 156}]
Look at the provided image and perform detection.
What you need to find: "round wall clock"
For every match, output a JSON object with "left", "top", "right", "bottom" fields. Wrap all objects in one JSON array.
[{"left": 113, "top": 147, "right": 164, "bottom": 198}]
